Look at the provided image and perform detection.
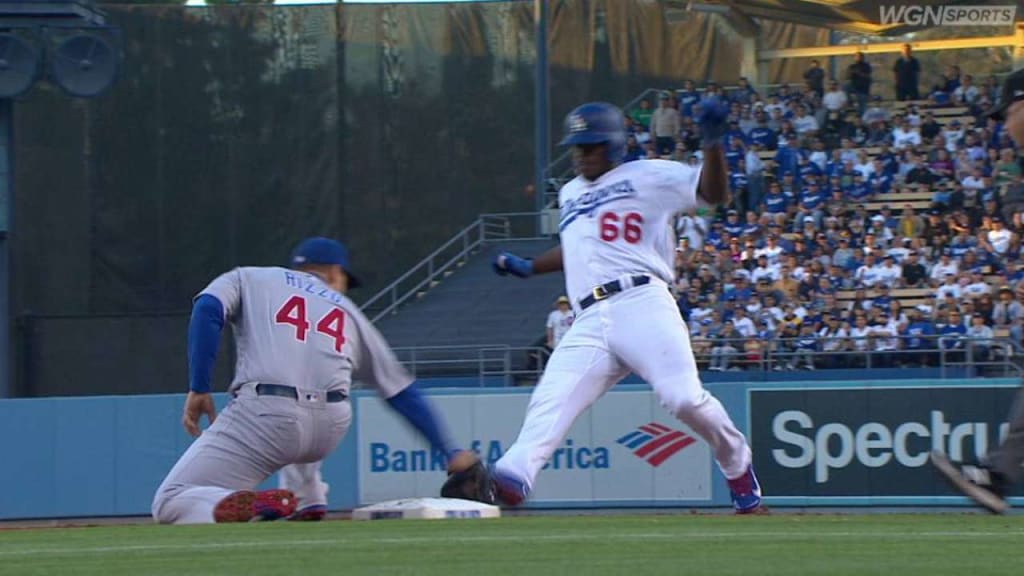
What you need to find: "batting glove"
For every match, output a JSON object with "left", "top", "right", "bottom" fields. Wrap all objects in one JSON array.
[
  {"left": 697, "top": 96, "right": 730, "bottom": 146},
  {"left": 493, "top": 252, "right": 534, "bottom": 278}
]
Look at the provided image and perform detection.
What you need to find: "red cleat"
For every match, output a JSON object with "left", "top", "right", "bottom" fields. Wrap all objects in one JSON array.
[{"left": 213, "top": 489, "right": 297, "bottom": 523}]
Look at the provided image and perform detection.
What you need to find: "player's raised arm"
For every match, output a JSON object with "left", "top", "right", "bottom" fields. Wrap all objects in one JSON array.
[{"left": 696, "top": 97, "right": 732, "bottom": 207}]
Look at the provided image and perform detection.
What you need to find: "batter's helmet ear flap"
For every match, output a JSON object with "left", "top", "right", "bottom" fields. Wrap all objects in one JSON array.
[{"left": 559, "top": 102, "right": 627, "bottom": 163}]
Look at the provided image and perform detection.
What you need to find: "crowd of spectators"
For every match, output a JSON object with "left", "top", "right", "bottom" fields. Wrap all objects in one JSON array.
[{"left": 620, "top": 48, "right": 1024, "bottom": 371}]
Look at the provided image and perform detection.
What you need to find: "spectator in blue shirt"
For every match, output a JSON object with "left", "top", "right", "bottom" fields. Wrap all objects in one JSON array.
[
  {"left": 741, "top": 211, "right": 762, "bottom": 239},
  {"left": 724, "top": 275, "right": 754, "bottom": 303},
  {"left": 939, "top": 309, "right": 968, "bottom": 361},
  {"left": 705, "top": 222, "right": 725, "bottom": 250},
  {"left": 723, "top": 210, "right": 745, "bottom": 237},
  {"left": 775, "top": 134, "right": 799, "bottom": 170},
  {"left": 825, "top": 149, "right": 846, "bottom": 180},
  {"left": 797, "top": 153, "right": 823, "bottom": 185},
  {"left": 826, "top": 175, "right": 846, "bottom": 198},
  {"left": 848, "top": 173, "right": 873, "bottom": 202},
  {"left": 870, "top": 160, "right": 895, "bottom": 193},
  {"left": 677, "top": 80, "right": 701, "bottom": 117},
  {"left": 623, "top": 135, "right": 645, "bottom": 162},
  {"left": 749, "top": 114, "right": 776, "bottom": 150},
  {"left": 929, "top": 84, "right": 951, "bottom": 106},
  {"left": 795, "top": 183, "right": 826, "bottom": 230},
  {"left": 725, "top": 121, "right": 747, "bottom": 146},
  {"left": 762, "top": 183, "right": 789, "bottom": 223},
  {"left": 730, "top": 167, "right": 749, "bottom": 202},
  {"left": 725, "top": 135, "right": 745, "bottom": 170},
  {"left": 729, "top": 77, "right": 759, "bottom": 106}
]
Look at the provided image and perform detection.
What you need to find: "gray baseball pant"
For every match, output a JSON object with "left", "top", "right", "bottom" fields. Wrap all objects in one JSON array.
[{"left": 152, "top": 383, "right": 351, "bottom": 524}]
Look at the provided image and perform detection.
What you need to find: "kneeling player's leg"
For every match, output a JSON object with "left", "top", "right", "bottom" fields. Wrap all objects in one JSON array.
[
  {"left": 494, "top": 335, "right": 627, "bottom": 500},
  {"left": 279, "top": 462, "right": 329, "bottom": 520},
  {"left": 610, "top": 286, "right": 751, "bottom": 480},
  {"left": 279, "top": 395, "right": 351, "bottom": 520},
  {"left": 152, "top": 396, "right": 301, "bottom": 524}
]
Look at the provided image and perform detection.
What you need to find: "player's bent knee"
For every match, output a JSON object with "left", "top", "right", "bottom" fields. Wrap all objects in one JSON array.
[
  {"left": 657, "top": 385, "right": 709, "bottom": 417},
  {"left": 151, "top": 485, "right": 178, "bottom": 524}
]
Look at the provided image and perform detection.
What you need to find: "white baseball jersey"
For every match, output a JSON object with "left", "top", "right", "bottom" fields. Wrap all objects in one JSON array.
[
  {"left": 200, "top": 266, "right": 412, "bottom": 397},
  {"left": 558, "top": 159, "right": 703, "bottom": 305}
]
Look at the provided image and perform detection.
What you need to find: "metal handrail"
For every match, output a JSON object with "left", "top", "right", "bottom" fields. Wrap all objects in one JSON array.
[
  {"left": 371, "top": 334, "right": 1024, "bottom": 387},
  {"left": 389, "top": 344, "right": 551, "bottom": 387},
  {"left": 361, "top": 218, "right": 493, "bottom": 322},
  {"left": 361, "top": 212, "right": 554, "bottom": 324},
  {"left": 696, "top": 334, "right": 1024, "bottom": 377}
]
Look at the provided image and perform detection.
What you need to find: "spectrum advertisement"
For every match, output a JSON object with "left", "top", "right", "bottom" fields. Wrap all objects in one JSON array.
[{"left": 749, "top": 385, "right": 1024, "bottom": 498}]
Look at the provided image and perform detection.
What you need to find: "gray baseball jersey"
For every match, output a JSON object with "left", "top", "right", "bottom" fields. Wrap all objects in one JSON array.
[{"left": 200, "top": 266, "right": 411, "bottom": 397}]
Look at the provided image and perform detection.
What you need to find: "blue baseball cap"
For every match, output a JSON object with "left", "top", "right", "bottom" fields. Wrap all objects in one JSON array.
[{"left": 290, "top": 237, "right": 362, "bottom": 289}]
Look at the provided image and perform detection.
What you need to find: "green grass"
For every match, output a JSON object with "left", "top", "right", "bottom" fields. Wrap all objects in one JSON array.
[{"left": 0, "top": 514, "right": 1022, "bottom": 576}]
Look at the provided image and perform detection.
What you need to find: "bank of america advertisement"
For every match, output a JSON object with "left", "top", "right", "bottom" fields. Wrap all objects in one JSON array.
[{"left": 356, "top": 391, "right": 712, "bottom": 505}]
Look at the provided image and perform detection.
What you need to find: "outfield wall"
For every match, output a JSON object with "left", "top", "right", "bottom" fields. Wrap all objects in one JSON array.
[{"left": 0, "top": 378, "right": 1021, "bottom": 520}]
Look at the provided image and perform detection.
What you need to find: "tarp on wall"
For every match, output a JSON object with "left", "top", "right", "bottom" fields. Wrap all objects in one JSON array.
[{"left": 11, "top": 1, "right": 827, "bottom": 396}]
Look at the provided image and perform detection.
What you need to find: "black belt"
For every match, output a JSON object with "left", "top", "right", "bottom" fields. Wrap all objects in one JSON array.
[
  {"left": 255, "top": 383, "right": 348, "bottom": 403},
  {"left": 578, "top": 275, "right": 651, "bottom": 311}
]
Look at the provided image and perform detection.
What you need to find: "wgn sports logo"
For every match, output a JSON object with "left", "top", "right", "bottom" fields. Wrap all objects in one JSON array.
[
  {"left": 878, "top": 4, "right": 1016, "bottom": 26},
  {"left": 616, "top": 422, "right": 698, "bottom": 467}
]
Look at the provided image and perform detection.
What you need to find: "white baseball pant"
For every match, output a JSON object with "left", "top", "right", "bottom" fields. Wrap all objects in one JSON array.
[{"left": 494, "top": 280, "right": 752, "bottom": 490}]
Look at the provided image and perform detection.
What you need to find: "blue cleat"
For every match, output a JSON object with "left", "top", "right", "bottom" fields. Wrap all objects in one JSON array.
[
  {"left": 727, "top": 465, "right": 766, "bottom": 515},
  {"left": 288, "top": 504, "right": 327, "bottom": 521}
]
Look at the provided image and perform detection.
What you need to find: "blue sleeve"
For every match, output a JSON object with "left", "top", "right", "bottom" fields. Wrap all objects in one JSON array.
[
  {"left": 188, "top": 294, "right": 225, "bottom": 393},
  {"left": 387, "top": 385, "right": 457, "bottom": 457}
]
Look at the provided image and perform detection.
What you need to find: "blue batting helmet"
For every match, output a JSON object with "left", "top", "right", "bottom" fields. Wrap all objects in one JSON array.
[{"left": 558, "top": 102, "right": 626, "bottom": 163}]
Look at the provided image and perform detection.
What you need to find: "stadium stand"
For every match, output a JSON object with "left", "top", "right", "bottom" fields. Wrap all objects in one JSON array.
[
  {"left": 628, "top": 70, "right": 1024, "bottom": 375},
  {"left": 375, "top": 240, "right": 563, "bottom": 380},
  {"left": 368, "top": 69, "right": 1024, "bottom": 383}
]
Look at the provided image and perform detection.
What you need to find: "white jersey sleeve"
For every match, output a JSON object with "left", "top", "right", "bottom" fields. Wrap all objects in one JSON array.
[
  {"left": 649, "top": 159, "right": 704, "bottom": 214},
  {"left": 349, "top": 308, "right": 415, "bottom": 399}
]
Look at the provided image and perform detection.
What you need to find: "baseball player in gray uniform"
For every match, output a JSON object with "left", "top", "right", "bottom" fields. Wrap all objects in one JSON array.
[
  {"left": 152, "top": 237, "right": 479, "bottom": 524},
  {"left": 931, "top": 68, "right": 1024, "bottom": 514}
]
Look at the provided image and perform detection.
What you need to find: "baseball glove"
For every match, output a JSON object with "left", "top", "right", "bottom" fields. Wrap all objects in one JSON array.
[{"left": 440, "top": 451, "right": 496, "bottom": 505}]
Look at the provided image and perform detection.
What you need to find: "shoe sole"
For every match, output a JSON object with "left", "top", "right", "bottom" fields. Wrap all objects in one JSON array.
[
  {"left": 289, "top": 505, "right": 327, "bottom": 521},
  {"left": 930, "top": 451, "right": 1009, "bottom": 515},
  {"left": 214, "top": 491, "right": 259, "bottom": 523},
  {"left": 214, "top": 489, "right": 297, "bottom": 523}
]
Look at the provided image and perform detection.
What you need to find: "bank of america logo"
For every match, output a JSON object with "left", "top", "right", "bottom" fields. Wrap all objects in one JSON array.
[{"left": 616, "top": 422, "right": 697, "bottom": 467}]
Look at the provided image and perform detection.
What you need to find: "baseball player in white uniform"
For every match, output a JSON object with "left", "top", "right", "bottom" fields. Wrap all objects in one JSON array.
[
  {"left": 152, "top": 237, "right": 479, "bottom": 524},
  {"left": 487, "top": 101, "right": 763, "bottom": 513}
]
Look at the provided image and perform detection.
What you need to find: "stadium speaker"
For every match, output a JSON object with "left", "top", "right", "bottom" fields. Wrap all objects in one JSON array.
[
  {"left": 0, "top": 33, "right": 42, "bottom": 99},
  {"left": 49, "top": 32, "right": 118, "bottom": 98}
]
